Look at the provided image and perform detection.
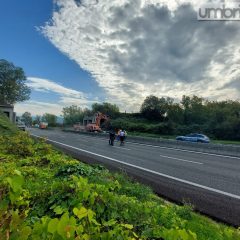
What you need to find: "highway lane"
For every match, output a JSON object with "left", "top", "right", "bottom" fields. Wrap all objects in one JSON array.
[{"left": 29, "top": 128, "right": 240, "bottom": 226}]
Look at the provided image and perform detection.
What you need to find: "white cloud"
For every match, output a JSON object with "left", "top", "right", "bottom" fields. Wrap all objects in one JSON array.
[
  {"left": 15, "top": 101, "right": 62, "bottom": 116},
  {"left": 60, "top": 96, "right": 97, "bottom": 107},
  {"left": 15, "top": 77, "right": 99, "bottom": 115},
  {"left": 41, "top": 0, "right": 240, "bottom": 111},
  {"left": 27, "top": 77, "right": 86, "bottom": 99},
  {"left": 27, "top": 76, "right": 97, "bottom": 106}
]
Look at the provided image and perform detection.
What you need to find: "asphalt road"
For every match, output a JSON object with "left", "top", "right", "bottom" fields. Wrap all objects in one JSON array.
[{"left": 30, "top": 128, "right": 240, "bottom": 226}]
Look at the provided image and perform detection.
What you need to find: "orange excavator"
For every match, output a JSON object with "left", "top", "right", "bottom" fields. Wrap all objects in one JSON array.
[
  {"left": 73, "top": 112, "right": 109, "bottom": 132},
  {"left": 86, "top": 112, "right": 109, "bottom": 132}
]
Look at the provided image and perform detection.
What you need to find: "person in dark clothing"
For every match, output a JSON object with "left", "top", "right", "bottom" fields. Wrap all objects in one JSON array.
[{"left": 108, "top": 129, "right": 116, "bottom": 146}]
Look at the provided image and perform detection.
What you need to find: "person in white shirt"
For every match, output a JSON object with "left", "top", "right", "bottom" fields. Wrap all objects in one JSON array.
[{"left": 119, "top": 130, "right": 125, "bottom": 145}]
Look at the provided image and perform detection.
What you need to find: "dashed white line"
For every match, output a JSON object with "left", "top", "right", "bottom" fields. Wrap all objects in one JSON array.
[
  {"left": 159, "top": 154, "right": 203, "bottom": 165},
  {"left": 31, "top": 133, "right": 240, "bottom": 200},
  {"left": 60, "top": 132, "right": 240, "bottom": 160},
  {"left": 122, "top": 141, "right": 240, "bottom": 160},
  {"left": 113, "top": 146, "right": 131, "bottom": 151}
]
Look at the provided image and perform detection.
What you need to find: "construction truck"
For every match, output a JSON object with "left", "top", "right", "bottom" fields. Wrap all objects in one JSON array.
[
  {"left": 73, "top": 112, "right": 109, "bottom": 132},
  {"left": 73, "top": 122, "right": 85, "bottom": 131},
  {"left": 85, "top": 123, "right": 101, "bottom": 132}
]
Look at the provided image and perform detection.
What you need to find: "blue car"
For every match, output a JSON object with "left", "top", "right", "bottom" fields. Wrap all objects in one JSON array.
[{"left": 176, "top": 133, "right": 210, "bottom": 143}]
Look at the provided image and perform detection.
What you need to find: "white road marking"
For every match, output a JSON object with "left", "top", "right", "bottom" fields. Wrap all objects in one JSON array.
[
  {"left": 159, "top": 154, "right": 203, "bottom": 165},
  {"left": 125, "top": 141, "right": 240, "bottom": 160},
  {"left": 69, "top": 133, "right": 131, "bottom": 150},
  {"left": 113, "top": 146, "right": 131, "bottom": 151},
  {"left": 31, "top": 133, "right": 240, "bottom": 200},
  {"left": 63, "top": 133, "right": 240, "bottom": 160},
  {"left": 73, "top": 138, "right": 89, "bottom": 142}
]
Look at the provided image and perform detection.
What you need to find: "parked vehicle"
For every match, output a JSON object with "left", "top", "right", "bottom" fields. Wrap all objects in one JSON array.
[
  {"left": 17, "top": 121, "right": 26, "bottom": 131},
  {"left": 39, "top": 122, "right": 48, "bottom": 129},
  {"left": 176, "top": 133, "right": 210, "bottom": 143}
]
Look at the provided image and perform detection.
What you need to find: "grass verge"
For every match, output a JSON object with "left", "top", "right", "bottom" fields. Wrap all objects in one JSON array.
[{"left": 0, "top": 119, "right": 239, "bottom": 239}]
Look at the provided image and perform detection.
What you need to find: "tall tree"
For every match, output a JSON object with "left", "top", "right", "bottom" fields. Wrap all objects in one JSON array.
[
  {"left": 42, "top": 113, "right": 57, "bottom": 127},
  {"left": 140, "top": 96, "right": 172, "bottom": 121},
  {"left": 181, "top": 95, "right": 206, "bottom": 124},
  {"left": 35, "top": 115, "right": 41, "bottom": 124},
  {"left": 92, "top": 102, "right": 120, "bottom": 118},
  {"left": 62, "top": 105, "right": 85, "bottom": 125},
  {"left": 167, "top": 103, "right": 184, "bottom": 124},
  {"left": 32, "top": 115, "right": 41, "bottom": 125},
  {"left": 21, "top": 112, "right": 32, "bottom": 126},
  {"left": 0, "top": 59, "right": 31, "bottom": 104}
]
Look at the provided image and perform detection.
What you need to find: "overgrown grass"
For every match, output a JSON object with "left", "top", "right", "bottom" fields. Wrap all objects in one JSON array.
[
  {"left": 0, "top": 110, "right": 18, "bottom": 135},
  {"left": 0, "top": 130, "right": 239, "bottom": 239}
]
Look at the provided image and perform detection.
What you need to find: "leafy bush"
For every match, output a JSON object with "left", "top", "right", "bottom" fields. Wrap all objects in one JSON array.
[
  {"left": 111, "top": 118, "right": 174, "bottom": 135},
  {"left": 0, "top": 110, "right": 18, "bottom": 135},
  {"left": 109, "top": 97, "right": 240, "bottom": 141},
  {"left": 55, "top": 163, "right": 101, "bottom": 178},
  {"left": 0, "top": 133, "right": 239, "bottom": 239},
  {"left": 1, "top": 132, "right": 35, "bottom": 157}
]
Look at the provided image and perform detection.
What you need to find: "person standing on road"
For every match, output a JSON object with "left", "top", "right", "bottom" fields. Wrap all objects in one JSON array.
[
  {"left": 119, "top": 130, "right": 125, "bottom": 145},
  {"left": 108, "top": 129, "right": 116, "bottom": 146},
  {"left": 117, "top": 129, "right": 121, "bottom": 141}
]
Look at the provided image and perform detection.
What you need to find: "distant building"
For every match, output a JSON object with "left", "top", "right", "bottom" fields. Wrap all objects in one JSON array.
[{"left": 0, "top": 104, "right": 16, "bottom": 123}]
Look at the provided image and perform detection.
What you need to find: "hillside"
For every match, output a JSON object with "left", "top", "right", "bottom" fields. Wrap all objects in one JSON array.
[{"left": 0, "top": 110, "right": 18, "bottom": 135}]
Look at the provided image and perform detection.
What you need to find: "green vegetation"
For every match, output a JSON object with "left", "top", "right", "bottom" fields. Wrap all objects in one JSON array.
[
  {"left": 62, "top": 105, "right": 92, "bottom": 126},
  {"left": 62, "top": 103, "right": 119, "bottom": 126},
  {"left": 108, "top": 95, "right": 240, "bottom": 141},
  {"left": 92, "top": 102, "right": 120, "bottom": 119},
  {"left": 0, "top": 110, "right": 18, "bottom": 135},
  {"left": 0, "top": 117, "right": 239, "bottom": 239},
  {"left": 42, "top": 113, "right": 58, "bottom": 127},
  {"left": 111, "top": 116, "right": 174, "bottom": 136},
  {"left": 21, "top": 112, "right": 33, "bottom": 126},
  {"left": 0, "top": 59, "right": 30, "bottom": 105},
  {"left": 62, "top": 96, "right": 240, "bottom": 142}
]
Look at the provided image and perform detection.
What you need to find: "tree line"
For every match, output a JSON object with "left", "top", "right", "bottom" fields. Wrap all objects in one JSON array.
[
  {"left": 20, "top": 102, "right": 120, "bottom": 127},
  {"left": 117, "top": 95, "right": 240, "bottom": 140},
  {"left": 60, "top": 95, "right": 240, "bottom": 140},
  {"left": 1, "top": 59, "right": 239, "bottom": 140},
  {"left": 21, "top": 112, "right": 58, "bottom": 127},
  {"left": 21, "top": 94, "right": 240, "bottom": 140}
]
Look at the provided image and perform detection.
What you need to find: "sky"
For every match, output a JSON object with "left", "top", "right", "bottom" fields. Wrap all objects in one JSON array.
[{"left": 0, "top": 0, "right": 240, "bottom": 116}]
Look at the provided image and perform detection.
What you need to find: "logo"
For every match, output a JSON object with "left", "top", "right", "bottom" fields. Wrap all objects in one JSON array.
[{"left": 198, "top": 2, "right": 240, "bottom": 21}]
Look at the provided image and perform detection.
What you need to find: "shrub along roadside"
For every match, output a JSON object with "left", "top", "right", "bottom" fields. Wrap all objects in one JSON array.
[
  {"left": 0, "top": 110, "right": 18, "bottom": 136},
  {"left": 110, "top": 117, "right": 240, "bottom": 141},
  {"left": 0, "top": 132, "right": 239, "bottom": 240}
]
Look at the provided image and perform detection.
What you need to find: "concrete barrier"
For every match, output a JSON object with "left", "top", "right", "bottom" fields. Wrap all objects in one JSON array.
[{"left": 63, "top": 129, "right": 240, "bottom": 158}]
